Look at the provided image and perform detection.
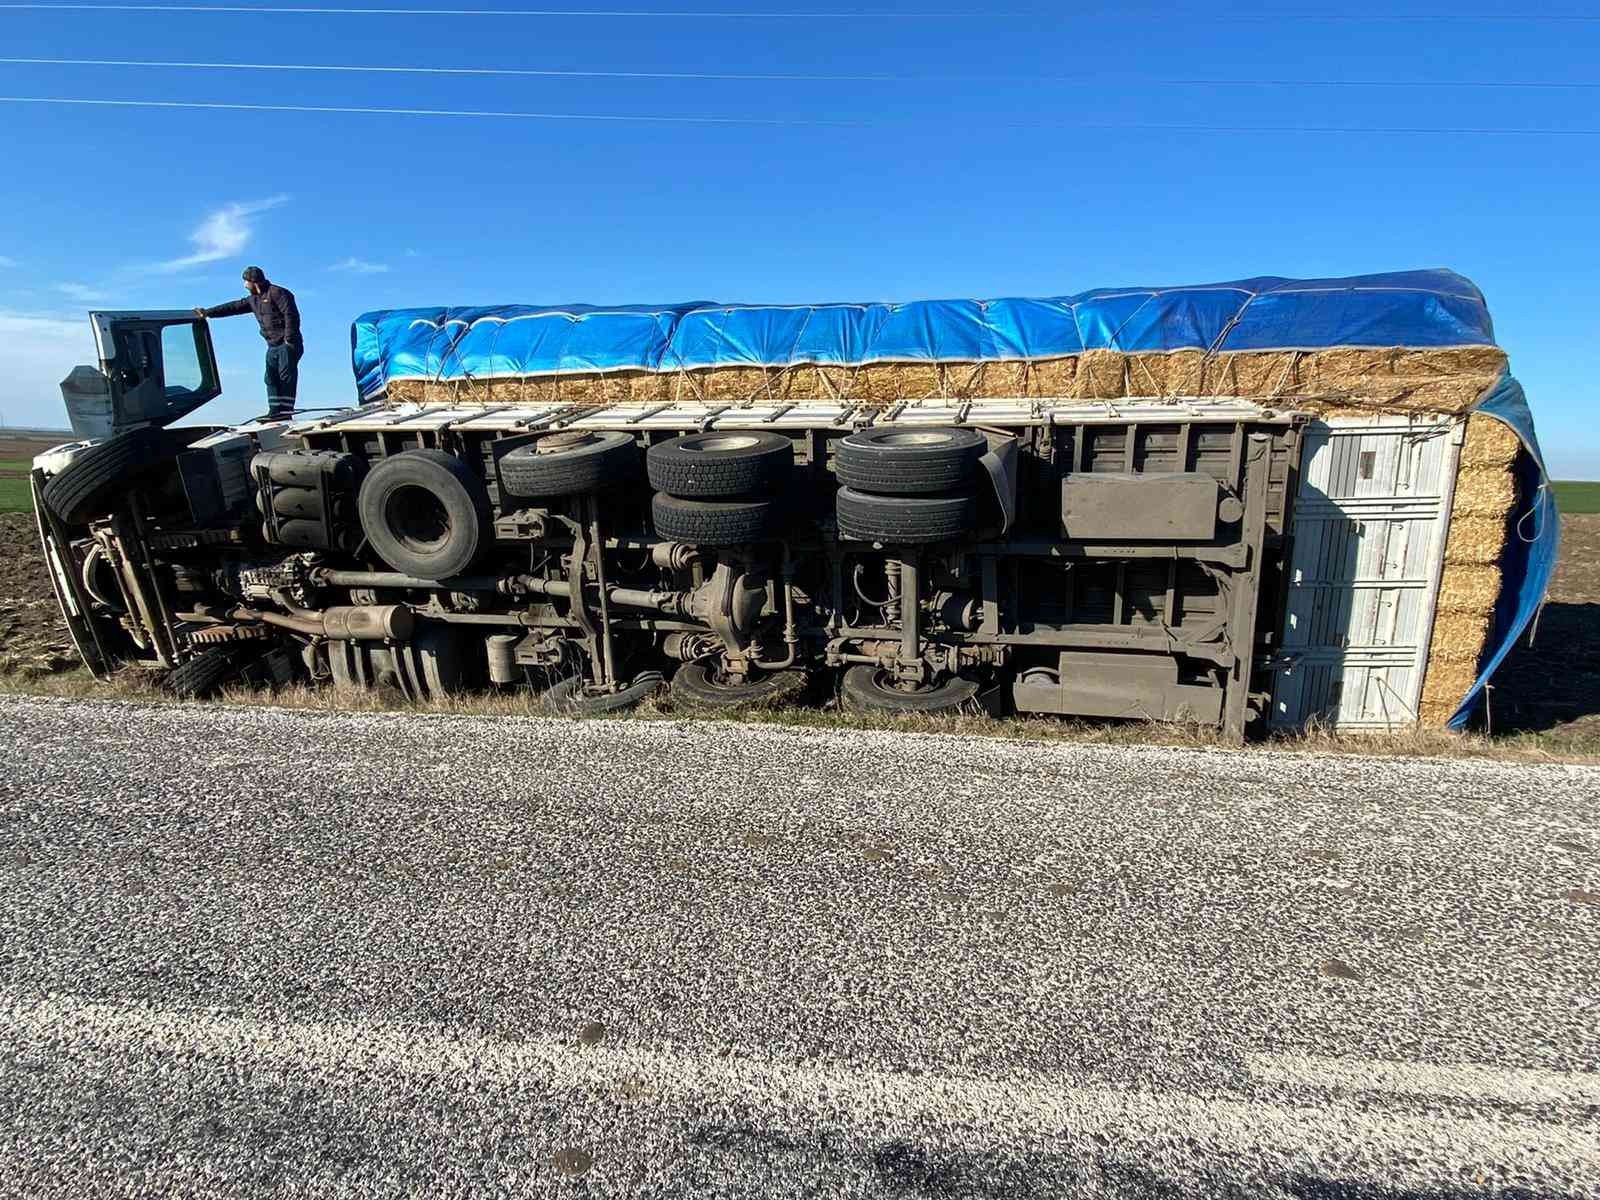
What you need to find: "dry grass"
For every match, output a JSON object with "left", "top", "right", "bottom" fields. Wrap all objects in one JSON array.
[{"left": 5, "top": 665, "right": 1596, "bottom": 765}]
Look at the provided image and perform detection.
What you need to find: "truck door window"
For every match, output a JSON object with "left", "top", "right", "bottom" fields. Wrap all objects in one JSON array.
[{"left": 161, "top": 323, "right": 206, "bottom": 396}]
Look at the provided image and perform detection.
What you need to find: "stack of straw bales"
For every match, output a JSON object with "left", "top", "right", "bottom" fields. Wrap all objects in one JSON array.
[
  {"left": 382, "top": 342, "right": 1522, "bottom": 728},
  {"left": 1420, "top": 414, "right": 1523, "bottom": 726},
  {"left": 384, "top": 345, "right": 1507, "bottom": 414}
]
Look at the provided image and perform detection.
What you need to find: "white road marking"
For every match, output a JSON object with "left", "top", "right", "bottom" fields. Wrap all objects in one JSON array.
[
  {"left": 5, "top": 993, "right": 1598, "bottom": 1181},
  {"left": 1247, "top": 1052, "right": 1600, "bottom": 1107}
]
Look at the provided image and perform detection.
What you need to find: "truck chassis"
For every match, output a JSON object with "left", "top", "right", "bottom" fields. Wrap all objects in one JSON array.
[{"left": 35, "top": 389, "right": 1304, "bottom": 740}]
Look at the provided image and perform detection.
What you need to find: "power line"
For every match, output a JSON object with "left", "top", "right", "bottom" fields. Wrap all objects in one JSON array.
[
  {"left": 4, "top": 55, "right": 1598, "bottom": 89},
  {"left": 3, "top": 94, "right": 1597, "bottom": 135},
  {"left": 3, "top": 2, "right": 1600, "bottom": 17},
  {"left": 3, "top": 3, "right": 1025, "bottom": 14}
]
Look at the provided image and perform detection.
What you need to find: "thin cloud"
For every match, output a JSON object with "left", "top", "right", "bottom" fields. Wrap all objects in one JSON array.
[
  {"left": 55, "top": 282, "right": 110, "bottom": 303},
  {"left": 330, "top": 256, "right": 390, "bottom": 275},
  {"left": 0, "top": 254, "right": 17, "bottom": 268},
  {"left": 154, "top": 195, "right": 289, "bottom": 273}
]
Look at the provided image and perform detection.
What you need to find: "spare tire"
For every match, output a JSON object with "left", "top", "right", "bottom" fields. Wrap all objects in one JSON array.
[
  {"left": 647, "top": 431, "right": 793, "bottom": 498},
  {"left": 835, "top": 487, "right": 976, "bottom": 544},
  {"left": 834, "top": 426, "right": 986, "bottom": 494},
  {"left": 42, "top": 427, "right": 203, "bottom": 525},
  {"left": 357, "top": 449, "right": 490, "bottom": 580},
  {"left": 651, "top": 492, "right": 776, "bottom": 545},
  {"left": 499, "top": 430, "right": 640, "bottom": 498}
]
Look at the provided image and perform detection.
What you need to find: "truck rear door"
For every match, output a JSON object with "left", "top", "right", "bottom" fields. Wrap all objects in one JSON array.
[{"left": 91, "top": 310, "right": 222, "bottom": 432}]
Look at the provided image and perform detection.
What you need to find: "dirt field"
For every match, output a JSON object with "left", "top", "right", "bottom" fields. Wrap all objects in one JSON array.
[
  {"left": 0, "top": 513, "right": 76, "bottom": 678},
  {"left": 1483, "top": 512, "right": 1600, "bottom": 742},
  {"left": 3, "top": 503, "right": 1598, "bottom": 753}
]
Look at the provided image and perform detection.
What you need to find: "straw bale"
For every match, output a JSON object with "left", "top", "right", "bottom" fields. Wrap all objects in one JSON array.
[
  {"left": 1072, "top": 349, "right": 1122, "bottom": 399},
  {"left": 1450, "top": 466, "right": 1517, "bottom": 519},
  {"left": 1460, "top": 412, "right": 1522, "bottom": 470},
  {"left": 1397, "top": 345, "right": 1508, "bottom": 378},
  {"left": 1427, "top": 609, "right": 1494, "bottom": 662},
  {"left": 1124, "top": 350, "right": 1210, "bottom": 398},
  {"left": 1435, "top": 563, "right": 1503, "bottom": 611},
  {"left": 1029, "top": 356, "right": 1078, "bottom": 397},
  {"left": 1442, "top": 514, "right": 1510, "bottom": 566},
  {"left": 1418, "top": 699, "right": 1460, "bottom": 728},
  {"left": 1420, "top": 658, "right": 1481, "bottom": 709}
]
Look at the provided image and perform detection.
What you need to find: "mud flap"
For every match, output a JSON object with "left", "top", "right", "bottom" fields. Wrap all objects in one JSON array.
[{"left": 977, "top": 435, "right": 1018, "bottom": 534}]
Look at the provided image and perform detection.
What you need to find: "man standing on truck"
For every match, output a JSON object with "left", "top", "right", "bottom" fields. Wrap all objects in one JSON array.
[{"left": 195, "top": 266, "right": 302, "bottom": 420}]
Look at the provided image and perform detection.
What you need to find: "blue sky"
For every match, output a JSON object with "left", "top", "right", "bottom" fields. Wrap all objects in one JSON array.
[{"left": 1, "top": 3, "right": 1597, "bottom": 475}]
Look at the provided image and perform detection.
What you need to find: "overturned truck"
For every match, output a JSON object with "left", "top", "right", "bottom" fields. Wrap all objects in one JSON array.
[{"left": 31, "top": 271, "right": 1557, "bottom": 739}]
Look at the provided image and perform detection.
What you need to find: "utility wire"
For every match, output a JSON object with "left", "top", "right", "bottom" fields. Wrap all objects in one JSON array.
[
  {"left": 3, "top": 94, "right": 1597, "bottom": 135},
  {"left": 4, "top": 55, "right": 1598, "bottom": 88},
  {"left": 3, "top": 3, "right": 1600, "bottom": 18}
]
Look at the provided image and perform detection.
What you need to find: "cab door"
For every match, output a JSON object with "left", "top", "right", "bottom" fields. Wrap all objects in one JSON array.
[{"left": 90, "top": 310, "right": 222, "bottom": 432}]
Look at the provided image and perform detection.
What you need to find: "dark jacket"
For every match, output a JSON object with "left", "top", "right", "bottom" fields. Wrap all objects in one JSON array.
[{"left": 205, "top": 283, "right": 302, "bottom": 348}]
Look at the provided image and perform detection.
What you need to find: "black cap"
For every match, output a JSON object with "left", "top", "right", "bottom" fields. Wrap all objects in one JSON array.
[{"left": 242, "top": 265, "right": 266, "bottom": 282}]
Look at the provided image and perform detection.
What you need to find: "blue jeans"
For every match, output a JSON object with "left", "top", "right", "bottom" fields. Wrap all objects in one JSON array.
[{"left": 265, "top": 342, "right": 303, "bottom": 417}]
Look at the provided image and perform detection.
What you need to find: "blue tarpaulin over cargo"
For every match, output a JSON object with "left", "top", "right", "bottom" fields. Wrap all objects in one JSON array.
[
  {"left": 349, "top": 268, "right": 1497, "bottom": 401},
  {"left": 1452, "top": 375, "right": 1560, "bottom": 731}
]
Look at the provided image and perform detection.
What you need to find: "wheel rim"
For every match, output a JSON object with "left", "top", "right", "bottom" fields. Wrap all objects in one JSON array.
[
  {"left": 536, "top": 430, "right": 602, "bottom": 455},
  {"left": 873, "top": 668, "right": 939, "bottom": 696},
  {"left": 690, "top": 435, "right": 762, "bottom": 454},
  {"left": 707, "top": 666, "right": 770, "bottom": 694},
  {"left": 874, "top": 431, "right": 954, "bottom": 447},
  {"left": 385, "top": 485, "right": 451, "bottom": 554}
]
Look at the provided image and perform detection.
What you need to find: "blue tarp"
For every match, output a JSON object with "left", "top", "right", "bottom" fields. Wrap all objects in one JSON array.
[
  {"left": 349, "top": 268, "right": 1497, "bottom": 401},
  {"left": 1450, "top": 374, "right": 1561, "bottom": 731}
]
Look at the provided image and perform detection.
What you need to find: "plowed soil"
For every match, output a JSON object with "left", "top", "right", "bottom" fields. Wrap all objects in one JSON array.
[{"left": 0, "top": 512, "right": 76, "bottom": 678}]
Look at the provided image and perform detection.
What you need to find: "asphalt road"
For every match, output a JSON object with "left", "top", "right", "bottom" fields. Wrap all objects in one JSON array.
[{"left": 1, "top": 694, "right": 1597, "bottom": 1199}]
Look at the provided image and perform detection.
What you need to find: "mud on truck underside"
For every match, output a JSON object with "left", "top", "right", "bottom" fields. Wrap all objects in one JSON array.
[{"left": 34, "top": 389, "right": 1304, "bottom": 740}]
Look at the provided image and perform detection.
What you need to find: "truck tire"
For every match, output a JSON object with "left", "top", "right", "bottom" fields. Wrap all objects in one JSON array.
[
  {"left": 835, "top": 487, "right": 976, "bottom": 544},
  {"left": 839, "top": 664, "right": 980, "bottom": 715},
  {"left": 539, "top": 670, "right": 666, "bottom": 715},
  {"left": 499, "top": 431, "right": 640, "bottom": 498},
  {"left": 42, "top": 427, "right": 201, "bottom": 525},
  {"left": 358, "top": 449, "right": 490, "bottom": 580},
  {"left": 651, "top": 492, "right": 776, "bottom": 545},
  {"left": 834, "top": 426, "right": 985, "bottom": 494},
  {"left": 647, "top": 431, "right": 793, "bottom": 498},
  {"left": 670, "top": 661, "right": 808, "bottom": 710},
  {"left": 164, "top": 645, "right": 246, "bottom": 699}
]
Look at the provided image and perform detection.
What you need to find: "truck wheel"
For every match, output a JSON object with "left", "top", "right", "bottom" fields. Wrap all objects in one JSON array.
[
  {"left": 835, "top": 487, "right": 975, "bottom": 544},
  {"left": 42, "top": 427, "right": 202, "bottom": 525},
  {"left": 839, "top": 664, "right": 980, "bottom": 715},
  {"left": 540, "top": 670, "right": 666, "bottom": 715},
  {"left": 834, "top": 426, "right": 985, "bottom": 494},
  {"left": 670, "top": 661, "right": 807, "bottom": 710},
  {"left": 357, "top": 449, "right": 489, "bottom": 580},
  {"left": 651, "top": 492, "right": 775, "bottom": 545},
  {"left": 499, "top": 431, "right": 640, "bottom": 498},
  {"left": 647, "top": 431, "right": 793, "bottom": 497},
  {"left": 164, "top": 645, "right": 247, "bottom": 699}
]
